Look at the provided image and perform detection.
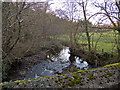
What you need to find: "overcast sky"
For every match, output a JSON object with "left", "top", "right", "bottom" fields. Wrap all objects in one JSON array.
[
  {"left": 46, "top": 0, "right": 116, "bottom": 25},
  {"left": 8, "top": 0, "right": 118, "bottom": 25}
]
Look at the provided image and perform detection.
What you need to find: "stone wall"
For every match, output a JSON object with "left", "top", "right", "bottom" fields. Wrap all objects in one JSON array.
[{"left": 1, "top": 63, "right": 120, "bottom": 88}]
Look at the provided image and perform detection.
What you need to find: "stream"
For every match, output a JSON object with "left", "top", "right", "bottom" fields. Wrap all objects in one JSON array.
[{"left": 15, "top": 47, "right": 92, "bottom": 80}]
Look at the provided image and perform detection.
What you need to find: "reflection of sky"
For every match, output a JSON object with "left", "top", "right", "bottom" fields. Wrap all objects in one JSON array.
[{"left": 59, "top": 47, "right": 70, "bottom": 61}]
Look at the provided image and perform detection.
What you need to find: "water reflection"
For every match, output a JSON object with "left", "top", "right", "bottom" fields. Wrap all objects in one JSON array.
[
  {"left": 24, "top": 47, "right": 90, "bottom": 79},
  {"left": 47, "top": 47, "right": 70, "bottom": 62},
  {"left": 46, "top": 47, "right": 89, "bottom": 72}
]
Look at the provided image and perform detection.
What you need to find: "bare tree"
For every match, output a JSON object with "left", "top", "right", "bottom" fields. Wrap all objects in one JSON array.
[
  {"left": 89, "top": 0, "right": 120, "bottom": 59},
  {"left": 2, "top": 2, "right": 41, "bottom": 59},
  {"left": 76, "top": 0, "right": 91, "bottom": 52}
]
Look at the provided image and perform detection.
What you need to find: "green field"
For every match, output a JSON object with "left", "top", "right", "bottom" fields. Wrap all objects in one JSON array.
[{"left": 57, "top": 30, "right": 118, "bottom": 55}]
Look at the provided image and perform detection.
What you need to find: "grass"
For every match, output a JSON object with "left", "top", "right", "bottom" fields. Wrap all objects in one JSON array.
[
  {"left": 81, "top": 31, "right": 118, "bottom": 54},
  {"left": 57, "top": 30, "right": 118, "bottom": 55}
]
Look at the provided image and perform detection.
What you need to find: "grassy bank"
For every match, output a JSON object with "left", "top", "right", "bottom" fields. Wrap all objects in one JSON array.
[{"left": 57, "top": 31, "right": 118, "bottom": 55}]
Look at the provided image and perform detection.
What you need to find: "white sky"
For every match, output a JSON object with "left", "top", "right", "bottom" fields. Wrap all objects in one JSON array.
[
  {"left": 48, "top": 0, "right": 117, "bottom": 25},
  {"left": 4, "top": 0, "right": 118, "bottom": 25}
]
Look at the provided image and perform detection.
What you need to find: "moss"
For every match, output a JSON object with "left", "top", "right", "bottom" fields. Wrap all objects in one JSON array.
[
  {"left": 86, "top": 63, "right": 119, "bottom": 71},
  {"left": 64, "top": 76, "right": 68, "bottom": 79},
  {"left": 58, "top": 78, "right": 62, "bottom": 81},
  {"left": 81, "top": 72, "right": 86, "bottom": 75},
  {"left": 35, "top": 84, "right": 39, "bottom": 87},
  {"left": 107, "top": 77, "right": 110, "bottom": 81},
  {"left": 118, "top": 63, "right": 120, "bottom": 68},
  {"left": 111, "top": 67, "right": 114, "bottom": 70},
  {"left": 80, "top": 82, "right": 83, "bottom": 86},
  {"left": 103, "top": 74, "right": 107, "bottom": 78},
  {"left": 13, "top": 80, "right": 28, "bottom": 84},
  {"left": 74, "top": 70, "right": 88, "bottom": 74},
  {"left": 32, "top": 78, "right": 36, "bottom": 80},
  {"left": 89, "top": 73, "right": 94, "bottom": 80},
  {"left": 107, "top": 71, "right": 112, "bottom": 76},
  {"left": 60, "top": 81, "right": 62, "bottom": 83},
  {"left": 61, "top": 84, "right": 65, "bottom": 88},
  {"left": 76, "top": 78, "right": 81, "bottom": 84},
  {"left": 85, "top": 70, "right": 88, "bottom": 73},
  {"left": 104, "top": 69, "right": 107, "bottom": 72},
  {"left": 67, "top": 81, "right": 75, "bottom": 87},
  {"left": 55, "top": 80, "right": 58, "bottom": 83},
  {"left": 114, "top": 65, "right": 118, "bottom": 69},
  {"left": 69, "top": 78, "right": 72, "bottom": 81},
  {"left": 36, "top": 78, "right": 40, "bottom": 80},
  {"left": 73, "top": 74, "right": 78, "bottom": 79},
  {"left": 79, "top": 76, "right": 83, "bottom": 79},
  {"left": 48, "top": 77, "right": 50, "bottom": 79},
  {"left": 1, "top": 63, "right": 119, "bottom": 88},
  {"left": 24, "top": 84, "right": 26, "bottom": 87},
  {"left": 57, "top": 76, "right": 60, "bottom": 78}
]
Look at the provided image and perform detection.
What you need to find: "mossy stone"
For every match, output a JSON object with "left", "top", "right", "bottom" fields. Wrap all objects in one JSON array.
[
  {"left": 104, "top": 69, "right": 107, "bottom": 72},
  {"left": 61, "top": 84, "right": 65, "bottom": 88},
  {"left": 118, "top": 63, "right": 120, "bottom": 68},
  {"left": 89, "top": 73, "right": 94, "bottom": 80},
  {"left": 69, "top": 78, "right": 72, "bottom": 81},
  {"left": 55, "top": 80, "right": 58, "bottom": 83},
  {"left": 64, "top": 76, "right": 68, "bottom": 79},
  {"left": 81, "top": 73, "right": 86, "bottom": 75},
  {"left": 73, "top": 74, "right": 78, "bottom": 79},
  {"left": 80, "top": 82, "right": 83, "bottom": 86},
  {"left": 67, "top": 81, "right": 75, "bottom": 87},
  {"left": 58, "top": 78, "right": 62, "bottom": 81},
  {"left": 76, "top": 79, "right": 81, "bottom": 84},
  {"left": 106, "top": 71, "right": 112, "bottom": 76},
  {"left": 104, "top": 74, "right": 107, "bottom": 78},
  {"left": 35, "top": 84, "right": 39, "bottom": 87}
]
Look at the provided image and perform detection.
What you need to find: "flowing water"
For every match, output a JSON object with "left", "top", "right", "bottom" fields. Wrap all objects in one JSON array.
[{"left": 16, "top": 47, "right": 91, "bottom": 80}]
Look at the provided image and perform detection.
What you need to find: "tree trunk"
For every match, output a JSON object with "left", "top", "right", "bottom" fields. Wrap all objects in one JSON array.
[{"left": 82, "top": 2, "right": 91, "bottom": 52}]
